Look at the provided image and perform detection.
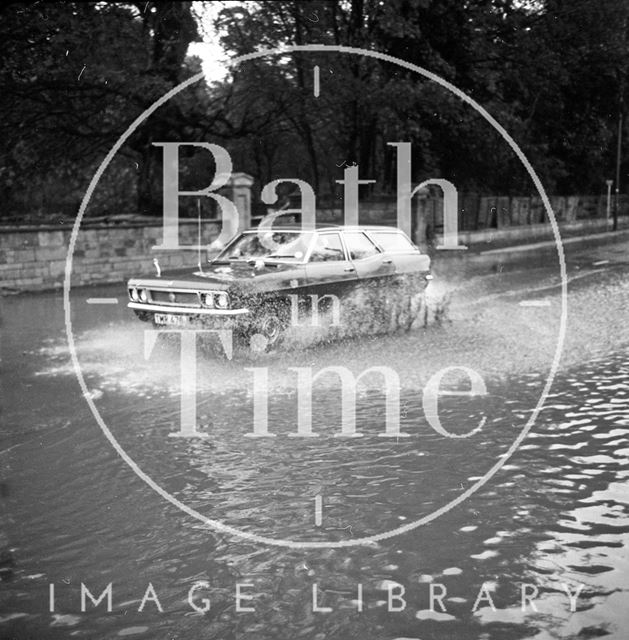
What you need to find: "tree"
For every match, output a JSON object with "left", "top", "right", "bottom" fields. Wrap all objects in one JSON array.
[
  {"left": 212, "top": 0, "right": 629, "bottom": 199},
  {"left": 0, "top": 1, "right": 208, "bottom": 218},
  {"left": 2, "top": 0, "right": 628, "bottom": 221}
]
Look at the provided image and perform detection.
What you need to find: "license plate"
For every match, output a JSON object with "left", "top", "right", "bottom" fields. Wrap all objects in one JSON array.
[{"left": 154, "top": 313, "right": 189, "bottom": 326}]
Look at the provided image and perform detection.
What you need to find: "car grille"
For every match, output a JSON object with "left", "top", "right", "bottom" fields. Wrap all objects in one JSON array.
[{"left": 149, "top": 290, "right": 200, "bottom": 307}]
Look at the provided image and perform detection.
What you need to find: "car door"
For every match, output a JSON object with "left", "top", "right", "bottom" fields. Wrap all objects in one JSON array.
[
  {"left": 341, "top": 230, "right": 396, "bottom": 282},
  {"left": 366, "top": 230, "right": 431, "bottom": 276},
  {"left": 304, "top": 231, "right": 358, "bottom": 296}
]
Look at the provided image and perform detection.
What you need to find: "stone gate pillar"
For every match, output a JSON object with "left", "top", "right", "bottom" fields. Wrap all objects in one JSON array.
[
  {"left": 414, "top": 185, "right": 430, "bottom": 250},
  {"left": 227, "top": 172, "right": 254, "bottom": 230}
]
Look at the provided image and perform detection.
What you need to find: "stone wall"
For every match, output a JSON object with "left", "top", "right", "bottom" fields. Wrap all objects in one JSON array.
[
  {"left": 0, "top": 220, "right": 219, "bottom": 292},
  {"left": 315, "top": 193, "right": 628, "bottom": 247},
  {"left": 420, "top": 193, "right": 629, "bottom": 231},
  {"left": 1, "top": 193, "right": 627, "bottom": 293}
]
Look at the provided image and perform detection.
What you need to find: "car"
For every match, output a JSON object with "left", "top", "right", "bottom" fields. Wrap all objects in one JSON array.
[{"left": 127, "top": 224, "right": 432, "bottom": 349}]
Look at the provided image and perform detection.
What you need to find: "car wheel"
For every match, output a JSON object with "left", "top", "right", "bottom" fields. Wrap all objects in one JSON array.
[
  {"left": 250, "top": 309, "right": 288, "bottom": 351},
  {"left": 397, "top": 275, "right": 427, "bottom": 332}
]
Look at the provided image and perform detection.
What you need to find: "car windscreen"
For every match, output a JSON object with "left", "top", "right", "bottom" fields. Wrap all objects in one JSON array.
[{"left": 215, "top": 231, "right": 313, "bottom": 262}]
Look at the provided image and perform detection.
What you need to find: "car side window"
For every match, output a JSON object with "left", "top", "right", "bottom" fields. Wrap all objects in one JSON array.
[
  {"left": 370, "top": 231, "right": 417, "bottom": 253},
  {"left": 343, "top": 232, "right": 380, "bottom": 260},
  {"left": 309, "top": 232, "right": 346, "bottom": 262}
]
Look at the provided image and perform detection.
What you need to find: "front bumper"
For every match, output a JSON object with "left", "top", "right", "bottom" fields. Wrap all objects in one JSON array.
[
  {"left": 127, "top": 301, "right": 249, "bottom": 316},
  {"left": 128, "top": 302, "right": 251, "bottom": 331}
]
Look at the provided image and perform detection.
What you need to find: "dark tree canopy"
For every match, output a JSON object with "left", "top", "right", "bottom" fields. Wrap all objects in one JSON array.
[
  {"left": 0, "top": 1, "right": 209, "bottom": 218},
  {"left": 1, "top": 0, "right": 628, "bottom": 220},
  {"left": 212, "top": 0, "right": 629, "bottom": 199}
]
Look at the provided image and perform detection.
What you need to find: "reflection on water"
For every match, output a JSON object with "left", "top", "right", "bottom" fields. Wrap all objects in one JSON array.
[{"left": 1, "top": 287, "right": 628, "bottom": 639}]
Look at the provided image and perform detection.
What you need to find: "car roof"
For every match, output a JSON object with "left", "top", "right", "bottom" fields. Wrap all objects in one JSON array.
[{"left": 244, "top": 224, "right": 404, "bottom": 233}]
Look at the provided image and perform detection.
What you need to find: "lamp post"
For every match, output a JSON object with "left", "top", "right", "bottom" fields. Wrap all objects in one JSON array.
[
  {"left": 606, "top": 179, "right": 613, "bottom": 227},
  {"left": 614, "top": 109, "right": 622, "bottom": 232}
]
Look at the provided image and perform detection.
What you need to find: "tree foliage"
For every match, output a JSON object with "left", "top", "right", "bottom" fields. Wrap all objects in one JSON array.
[
  {"left": 1, "top": 0, "right": 628, "bottom": 220},
  {"left": 211, "top": 0, "right": 629, "bottom": 200},
  {"left": 0, "top": 1, "right": 213, "bottom": 218}
]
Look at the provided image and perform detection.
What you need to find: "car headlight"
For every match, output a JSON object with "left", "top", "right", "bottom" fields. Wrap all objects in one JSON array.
[
  {"left": 200, "top": 292, "right": 214, "bottom": 307},
  {"left": 129, "top": 287, "right": 139, "bottom": 302},
  {"left": 215, "top": 292, "right": 229, "bottom": 309},
  {"left": 139, "top": 288, "right": 149, "bottom": 303}
]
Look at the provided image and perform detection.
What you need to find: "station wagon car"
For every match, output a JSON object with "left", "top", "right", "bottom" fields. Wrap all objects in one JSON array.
[{"left": 127, "top": 225, "right": 431, "bottom": 348}]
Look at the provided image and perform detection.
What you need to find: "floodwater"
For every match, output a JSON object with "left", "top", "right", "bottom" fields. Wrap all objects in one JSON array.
[{"left": 1, "top": 259, "right": 629, "bottom": 639}]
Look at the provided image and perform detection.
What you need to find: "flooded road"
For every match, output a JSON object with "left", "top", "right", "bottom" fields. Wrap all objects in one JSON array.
[{"left": 1, "top": 245, "right": 629, "bottom": 639}]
